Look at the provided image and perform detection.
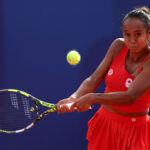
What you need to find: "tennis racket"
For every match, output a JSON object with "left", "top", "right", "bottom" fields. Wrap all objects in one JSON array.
[{"left": 0, "top": 89, "right": 73, "bottom": 134}]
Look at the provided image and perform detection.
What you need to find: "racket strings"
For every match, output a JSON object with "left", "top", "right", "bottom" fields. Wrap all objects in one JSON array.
[
  {"left": 10, "top": 93, "right": 19, "bottom": 110},
  {"left": 22, "top": 96, "right": 33, "bottom": 119},
  {"left": 0, "top": 92, "right": 37, "bottom": 131}
]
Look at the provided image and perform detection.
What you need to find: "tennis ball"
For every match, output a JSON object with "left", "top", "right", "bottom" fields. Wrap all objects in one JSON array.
[{"left": 66, "top": 50, "right": 81, "bottom": 65}]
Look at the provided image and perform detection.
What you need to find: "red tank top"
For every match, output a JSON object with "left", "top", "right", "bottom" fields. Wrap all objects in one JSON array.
[{"left": 105, "top": 45, "right": 150, "bottom": 112}]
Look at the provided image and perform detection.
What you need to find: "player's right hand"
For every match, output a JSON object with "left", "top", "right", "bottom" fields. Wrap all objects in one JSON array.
[{"left": 57, "top": 97, "right": 76, "bottom": 114}]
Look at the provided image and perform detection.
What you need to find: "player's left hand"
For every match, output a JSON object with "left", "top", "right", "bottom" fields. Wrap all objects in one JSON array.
[{"left": 71, "top": 93, "right": 93, "bottom": 112}]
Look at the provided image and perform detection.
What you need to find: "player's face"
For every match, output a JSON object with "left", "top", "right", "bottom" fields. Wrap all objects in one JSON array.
[{"left": 122, "top": 18, "right": 150, "bottom": 52}]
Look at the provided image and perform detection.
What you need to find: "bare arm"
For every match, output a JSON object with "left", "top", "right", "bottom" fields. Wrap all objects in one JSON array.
[
  {"left": 73, "top": 59, "right": 150, "bottom": 111},
  {"left": 70, "top": 38, "right": 125, "bottom": 99},
  {"left": 57, "top": 38, "right": 125, "bottom": 113}
]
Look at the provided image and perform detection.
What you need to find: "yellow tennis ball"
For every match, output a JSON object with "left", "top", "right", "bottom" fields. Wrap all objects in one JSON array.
[{"left": 66, "top": 50, "right": 81, "bottom": 65}]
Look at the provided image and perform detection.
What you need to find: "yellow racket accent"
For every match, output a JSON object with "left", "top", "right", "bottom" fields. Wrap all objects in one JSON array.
[
  {"left": 8, "top": 89, "right": 30, "bottom": 97},
  {"left": 37, "top": 107, "right": 57, "bottom": 120},
  {"left": 8, "top": 89, "right": 18, "bottom": 92},
  {"left": 30, "top": 107, "right": 35, "bottom": 112},
  {"left": 20, "top": 91, "right": 30, "bottom": 97},
  {"left": 39, "top": 101, "right": 55, "bottom": 108}
]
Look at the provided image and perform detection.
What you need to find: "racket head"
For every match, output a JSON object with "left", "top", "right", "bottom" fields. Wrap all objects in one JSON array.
[{"left": 0, "top": 89, "right": 56, "bottom": 134}]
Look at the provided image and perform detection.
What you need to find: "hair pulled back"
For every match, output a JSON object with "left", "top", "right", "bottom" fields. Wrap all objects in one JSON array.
[{"left": 122, "top": 6, "right": 150, "bottom": 30}]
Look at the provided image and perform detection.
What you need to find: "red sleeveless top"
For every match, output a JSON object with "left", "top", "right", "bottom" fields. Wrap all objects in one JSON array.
[{"left": 105, "top": 45, "right": 150, "bottom": 112}]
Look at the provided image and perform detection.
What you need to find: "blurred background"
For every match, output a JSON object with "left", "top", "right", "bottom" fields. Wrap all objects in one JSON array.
[{"left": 0, "top": 0, "right": 150, "bottom": 150}]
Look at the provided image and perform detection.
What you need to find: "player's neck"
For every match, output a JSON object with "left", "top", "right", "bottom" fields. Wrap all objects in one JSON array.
[{"left": 128, "top": 48, "right": 150, "bottom": 62}]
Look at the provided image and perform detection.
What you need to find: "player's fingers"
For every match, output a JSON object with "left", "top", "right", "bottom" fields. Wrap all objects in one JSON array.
[
  {"left": 76, "top": 104, "right": 91, "bottom": 112},
  {"left": 57, "top": 104, "right": 67, "bottom": 114},
  {"left": 57, "top": 101, "right": 64, "bottom": 112},
  {"left": 57, "top": 99, "right": 69, "bottom": 113},
  {"left": 57, "top": 103, "right": 75, "bottom": 114},
  {"left": 56, "top": 104, "right": 62, "bottom": 114},
  {"left": 70, "top": 102, "right": 77, "bottom": 111},
  {"left": 65, "top": 104, "right": 75, "bottom": 112},
  {"left": 62, "top": 102, "right": 76, "bottom": 113},
  {"left": 57, "top": 103, "right": 68, "bottom": 113}
]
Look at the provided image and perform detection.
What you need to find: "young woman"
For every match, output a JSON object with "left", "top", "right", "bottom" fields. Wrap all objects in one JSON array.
[{"left": 57, "top": 6, "right": 150, "bottom": 150}]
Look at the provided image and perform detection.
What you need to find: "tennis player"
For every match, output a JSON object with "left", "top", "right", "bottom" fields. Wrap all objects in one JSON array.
[{"left": 57, "top": 6, "right": 150, "bottom": 150}]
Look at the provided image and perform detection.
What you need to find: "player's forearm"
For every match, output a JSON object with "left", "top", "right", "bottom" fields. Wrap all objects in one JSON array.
[
  {"left": 70, "top": 77, "right": 102, "bottom": 99},
  {"left": 89, "top": 91, "right": 134, "bottom": 106}
]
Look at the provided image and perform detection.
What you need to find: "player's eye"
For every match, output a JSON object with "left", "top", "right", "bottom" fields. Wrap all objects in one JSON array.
[
  {"left": 135, "top": 33, "right": 141, "bottom": 36},
  {"left": 124, "top": 33, "right": 130, "bottom": 37}
]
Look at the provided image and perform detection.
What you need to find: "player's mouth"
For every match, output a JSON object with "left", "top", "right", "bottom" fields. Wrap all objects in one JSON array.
[{"left": 129, "top": 45, "right": 138, "bottom": 50}]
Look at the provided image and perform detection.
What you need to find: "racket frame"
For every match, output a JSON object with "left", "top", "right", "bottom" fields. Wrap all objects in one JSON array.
[{"left": 0, "top": 89, "right": 57, "bottom": 134}]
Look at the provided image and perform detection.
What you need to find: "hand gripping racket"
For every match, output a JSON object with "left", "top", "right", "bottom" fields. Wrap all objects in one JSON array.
[{"left": 0, "top": 89, "right": 72, "bottom": 134}]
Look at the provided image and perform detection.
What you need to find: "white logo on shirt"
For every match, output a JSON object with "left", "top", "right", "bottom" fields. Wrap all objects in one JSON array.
[
  {"left": 125, "top": 78, "right": 133, "bottom": 88},
  {"left": 108, "top": 69, "right": 113, "bottom": 76}
]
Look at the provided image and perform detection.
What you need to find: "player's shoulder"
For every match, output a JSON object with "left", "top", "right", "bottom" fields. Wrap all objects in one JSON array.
[
  {"left": 109, "top": 38, "right": 125, "bottom": 59},
  {"left": 112, "top": 38, "right": 125, "bottom": 47}
]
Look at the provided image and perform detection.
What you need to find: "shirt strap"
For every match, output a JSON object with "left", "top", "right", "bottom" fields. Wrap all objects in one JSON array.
[{"left": 138, "top": 53, "right": 150, "bottom": 73}]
